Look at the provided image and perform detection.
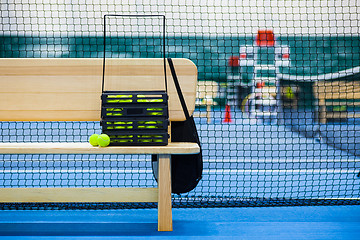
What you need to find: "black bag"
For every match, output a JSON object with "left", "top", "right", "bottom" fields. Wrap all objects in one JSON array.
[{"left": 151, "top": 58, "right": 203, "bottom": 194}]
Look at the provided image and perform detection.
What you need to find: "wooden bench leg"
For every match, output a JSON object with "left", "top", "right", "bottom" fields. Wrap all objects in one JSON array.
[
  {"left": 157, "top": 154, "right": 172, "bottom": 231},
  {"left": 206, "top": 104, "right": 211, "bottom": 123},
  {"left": 319, "top": 100, "right": 327, "bottom": 124}
]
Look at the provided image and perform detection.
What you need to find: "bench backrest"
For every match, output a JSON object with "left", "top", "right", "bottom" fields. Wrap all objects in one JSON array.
[
  {"left": 314, "top": 80, "right": 360, "bottom": 100},
  {"left": 0, "top": 58, "right": 197, "bottom": 122},
  {"left": 196, "top": 81, "right": 218, "bottom": 101}
]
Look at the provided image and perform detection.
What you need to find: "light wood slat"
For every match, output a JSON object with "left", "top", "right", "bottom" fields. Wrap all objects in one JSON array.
[
  {"left": 316, "top": 86, "right": 360, "bottom": 92},
  {"left": 324, "top": 101, "right": 360, "bottom": 106},
  {"left": 0, "top": 93, "right": 101, "bottom": 111},
  {"left": 0, "top": 58, "right": 196, "bottom": 76},
  {"left": 0, "top": 75, "right": 196, "bottom": 93},
  {"left": 316, "top": 81, "right": 360, "bottom": 87},
  {"left": 0, "top": 76, "right": 99, "bottom": 93},
  {"left": 1, "top": 58, "right": 194, "bottom": 68},
  {"left": 1, "top": 66, "right": 101, "bottom": 76},
  {"left": 0, "top": 110, "right": 194, "bottom": 122},
  {"left": 0, "top": 142, "right": 200, "bottom": 155},
  {"left": 321, "top": 86, "right": 360, "bottom": 91},
  {"left": 315, "top": 81, "right": 360, "bottom": 99},
  {"left": 0, "top": 58, "right": 102, "bottom": 67},
  {"left": 326, "top": 112, "right": 360, "bottom": 118},
  {"left": 314, "top": 80, "right": 360, "bottom": 123},
  {"left": 157, "top": 154, "right": 172, "bottom": 231},
  {"left": 0, "top": 110, "right": 101, "bottom": 121},
  {"left": 0, "top": 188, "right": 158, "bottom": 203},
  {"left": 0, "top": 65, "right": 191, "bottom": 77},
  {"left": 319, "top": 92, "right": 360, "bottom": 99},
  {"left": 0, "top": 91, "right": 195, "bottom": 110},
  {"left": 0, "top": 58, "right": 197, "bottom": 121}
]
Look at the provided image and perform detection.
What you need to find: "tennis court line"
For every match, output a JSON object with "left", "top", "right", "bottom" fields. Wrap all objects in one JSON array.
[
  {"left": 204, "top": 158, "right": 360, "bottom": 162},
  {"left": 1, "top": 169, "right": 358, "bottom": 174},
  {"left": 203, "top": 169, "right": 359, "bottom": 174},
  {"left": 2, "top": 157, "right": 359, "bottom": 162}
]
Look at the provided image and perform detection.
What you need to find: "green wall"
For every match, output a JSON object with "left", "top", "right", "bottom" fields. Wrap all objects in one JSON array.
[
  {"left": 1, "top": 35, "right": 359, "bottom": 81},
  {"left": 1, "top": 34, "right": 359, "bottom": 108}
]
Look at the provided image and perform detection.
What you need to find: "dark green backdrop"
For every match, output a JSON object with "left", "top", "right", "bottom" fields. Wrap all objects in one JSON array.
[{"left": 1, "top": 35, "right": 359, "bottom": 108}]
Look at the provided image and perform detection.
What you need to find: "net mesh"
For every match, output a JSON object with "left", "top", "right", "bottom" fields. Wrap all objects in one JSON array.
[{"left": 1, "top": 0, "right": 360, "bottom": 209}]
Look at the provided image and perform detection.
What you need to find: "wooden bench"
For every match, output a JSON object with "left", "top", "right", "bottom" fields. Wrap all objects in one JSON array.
[
  {"left": 193, "top": 81, "right": 218, "bottom": 123},
  {"left": 0, "top": 58, "right": 200, "bottom": 231},
  {"left": 314, "top": 80, "right": 360, "bottom": 124}
]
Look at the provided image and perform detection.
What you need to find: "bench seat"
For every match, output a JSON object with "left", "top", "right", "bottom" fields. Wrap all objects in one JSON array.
[{"left": 0, "top": 142, "right": 200, "bottom": 155}]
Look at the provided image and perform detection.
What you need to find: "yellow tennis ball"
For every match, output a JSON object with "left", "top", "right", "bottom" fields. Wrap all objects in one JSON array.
[
  {"left": 150, "top": 99, "right": 163, "bottom": 102},
  {"left": 285, "top": 87, "right": 295, "bottom": 99},
  {"left": 97, "top": 134, "right": 110, "bottom": 147},
  {"left": 89, "top": 134, "right": 99, "bottom": 146}
]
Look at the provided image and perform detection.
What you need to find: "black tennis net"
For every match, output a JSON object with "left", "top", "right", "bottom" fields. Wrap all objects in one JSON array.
[{"left": 0, "top": 1, "right": 359, "bottom": 209}]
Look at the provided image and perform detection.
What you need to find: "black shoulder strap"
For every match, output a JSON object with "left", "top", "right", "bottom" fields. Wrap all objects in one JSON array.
[{"left": 167, "top": 58, "right": 190, "bottom": 120}]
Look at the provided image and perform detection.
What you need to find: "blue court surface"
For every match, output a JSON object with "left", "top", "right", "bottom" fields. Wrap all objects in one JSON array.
[
  {"left": 1, "top": 108, "right": 359, "bottom": 239},
  {"left": 0, "top": 206, "right": 360, "bottom": 239}
]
